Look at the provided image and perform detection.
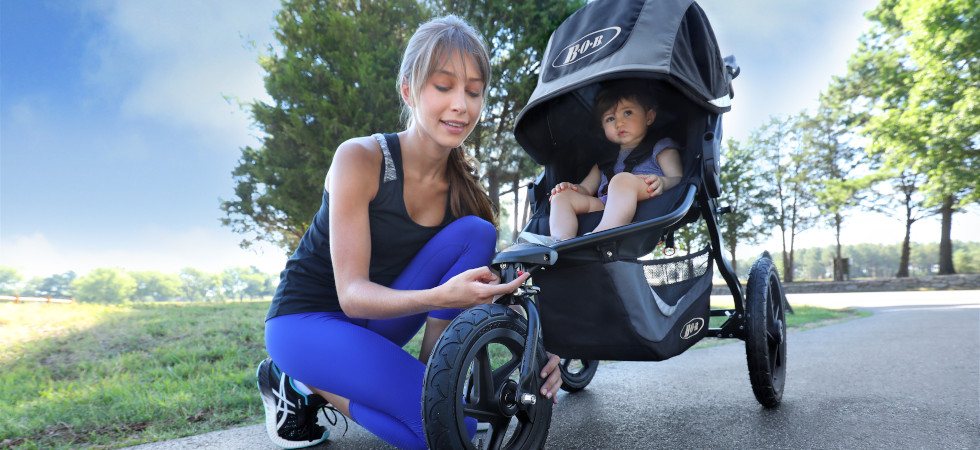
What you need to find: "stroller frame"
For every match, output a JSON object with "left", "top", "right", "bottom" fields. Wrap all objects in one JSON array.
[{"left": 421, "top": 1, "right": 788, "bottom": 448}]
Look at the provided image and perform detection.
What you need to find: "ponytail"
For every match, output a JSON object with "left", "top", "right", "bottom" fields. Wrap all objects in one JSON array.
[{"left": 446, "top": 146, "right": 497, "bottom": 228}]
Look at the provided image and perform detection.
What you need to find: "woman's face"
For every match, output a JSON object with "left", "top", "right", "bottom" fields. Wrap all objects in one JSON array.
[
  {"left": 601, "top": 97, "right": 655, "bottom": 149},
  {"left": 406, "top": 53, "right": 484, "bottom": 150}
]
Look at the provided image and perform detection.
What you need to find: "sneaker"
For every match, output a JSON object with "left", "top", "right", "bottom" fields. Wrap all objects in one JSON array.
[
  {"left": 517, "top": 231, "right": 557, "bottom": 246},
  {"left": 256, "top": 358, "right": 329, "bottom": 448}
]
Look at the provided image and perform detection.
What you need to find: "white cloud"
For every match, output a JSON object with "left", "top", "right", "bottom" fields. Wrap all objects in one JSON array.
[{"left": 79, "top": 0, "right": 280, "bottom": 148}]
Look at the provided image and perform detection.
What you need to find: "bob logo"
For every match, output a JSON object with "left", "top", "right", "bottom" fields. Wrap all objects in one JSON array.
[
  {"left": 680, "top": 318, "right": 705, "bottom": 340},
  {"left": 552, "top": 26, "right": 621, "bottom": 68}
]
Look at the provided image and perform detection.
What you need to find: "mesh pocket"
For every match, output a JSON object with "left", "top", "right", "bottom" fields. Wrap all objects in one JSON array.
[{"left": 642, "top": 247, "right": 710, "bottom": 286}]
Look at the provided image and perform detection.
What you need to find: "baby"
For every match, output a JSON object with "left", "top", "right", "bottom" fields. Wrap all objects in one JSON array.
[{"left": 541, "top": 81, "right": 683, "bottom": 242}]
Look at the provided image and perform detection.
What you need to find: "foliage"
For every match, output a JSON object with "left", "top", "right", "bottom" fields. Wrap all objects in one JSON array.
[
  {"left": 803, "top": 87, "right": 869, "bottom": 280},
  {"left": 762, "top": 240, "right": 980, "bottom": 281},
  {"left": 842, "top": 0, "right": 980, "bottom": 273},
  {"left": 70, "top": 268, "right": 137, "bottom": 304},
  {"left": 221, "top": 266, "right": 271, "bottom": 301},
  {"left": 717, "top": 138, "right": 776, "bottom": 273},
  {"left": 221, "top": 0, "right": 429, "bottom": 253},
  {"left": 22, "top": 271, "right": 76, "bottom": 298},
  {"left": 1, "top": 267, "right": 277, "bottom": 304},
  {"left": 131, "top": 271, "right": 182, "bottom": 302},
  {"left": 0, "top": 267, "right": 22, "bottom": 293},
  {"left": 750, "top": 114, "right": 818, "bottom": 282}
]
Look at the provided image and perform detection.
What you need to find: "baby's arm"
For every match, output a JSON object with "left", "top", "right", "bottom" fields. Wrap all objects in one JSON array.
[
  {"left": 655, "top": 148, "right": 683, "bottom": 191},
  {"left": 636, "top": 148, "right": 683, "bottom": 197},
  {"left": 551, "top": 165, "right": 601, "bottom": 197}
]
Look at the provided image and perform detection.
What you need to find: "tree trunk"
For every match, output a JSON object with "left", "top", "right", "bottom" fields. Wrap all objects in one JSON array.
[
  {"left": 487, "top": 170, "right": 501, "bottom": 214},
  {"left": 834, "top": 213, "right": 844, "bottom": 281},
  {"left": 897, "top": 207, "right": 913, "bottom": 277},
  {"left": 512, "top": 177, "right": 521, "bottom": 242},
  {"left": 728, "top": 243, "right": 738, "bottom": 275},
  {"left": 938, "top": 195, "right": 956, "bottom": 274}
]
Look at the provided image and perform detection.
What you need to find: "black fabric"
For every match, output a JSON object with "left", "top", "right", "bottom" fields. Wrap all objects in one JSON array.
[
  {"left": 534, "top": 248, "right": 712, "bottom": 361},
  {"left": 266, "top": 134, "right": 454, "bottom": 320},
  {"left": 515, "top": 0, "right": 734, "bottom": 167}
]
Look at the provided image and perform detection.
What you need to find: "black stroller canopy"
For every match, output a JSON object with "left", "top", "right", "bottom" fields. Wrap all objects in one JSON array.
[{"left": 515, "top": 0, "right": 732, "bottom": 165}]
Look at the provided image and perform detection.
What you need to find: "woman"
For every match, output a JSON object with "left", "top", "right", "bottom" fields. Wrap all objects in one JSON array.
[{"left": 256, "top": 15, "right": 563, "bottom": 449}]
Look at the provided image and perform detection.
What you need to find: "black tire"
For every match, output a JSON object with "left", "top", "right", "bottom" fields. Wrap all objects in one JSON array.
[
  {"left": 558, "top": 359, "right": 599, "bottom": 392},
  {"left": 423, "top": 304, "right": 552, "bottom": 450},
  {"left": 745, "top": 254, "right": 787, "bottom": 408}
]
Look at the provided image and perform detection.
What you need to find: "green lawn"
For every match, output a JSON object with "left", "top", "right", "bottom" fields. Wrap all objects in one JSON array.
[
  {"left": 0, "top": 299, "right": 866, "bottom": 449},
  {"left": 1, "top": 301, "right": 269, "bottom": 449}
]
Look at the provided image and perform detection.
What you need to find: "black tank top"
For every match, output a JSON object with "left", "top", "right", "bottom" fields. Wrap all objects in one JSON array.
[{"left": 266, "top": 133, "right": 455, "bottom": 320}]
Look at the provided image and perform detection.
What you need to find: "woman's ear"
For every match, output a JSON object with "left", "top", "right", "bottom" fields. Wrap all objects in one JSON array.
[{"left": 400, "top": 81, "right": 413, "bottom": 106}]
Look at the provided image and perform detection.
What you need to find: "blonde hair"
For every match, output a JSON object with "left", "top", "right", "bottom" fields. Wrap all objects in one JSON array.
[{"left": 397, "top": 15, "right": 497, "bottom": 227}]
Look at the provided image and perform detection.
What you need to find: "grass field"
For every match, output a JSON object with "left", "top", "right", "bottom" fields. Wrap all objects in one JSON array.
[{"left": 0, "top": 299, "right": 865, "bottom": 449}]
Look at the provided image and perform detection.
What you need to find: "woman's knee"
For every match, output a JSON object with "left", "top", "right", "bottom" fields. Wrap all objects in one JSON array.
[{"left": 447, "top": 215, "right": 497, "bottom": 247}]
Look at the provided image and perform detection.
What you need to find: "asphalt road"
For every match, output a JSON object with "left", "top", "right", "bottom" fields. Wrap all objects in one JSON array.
[{"left": 128, "top": 290, "right": 979, "bottom": 449}]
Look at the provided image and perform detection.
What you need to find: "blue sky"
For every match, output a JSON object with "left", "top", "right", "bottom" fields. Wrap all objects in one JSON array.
[{"left": 2, "top": 0, "right": 977, "bottom": 278}]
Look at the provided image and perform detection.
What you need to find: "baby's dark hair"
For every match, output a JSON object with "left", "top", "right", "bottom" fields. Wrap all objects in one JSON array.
[{"left": 593, "top": 79, "right": 657, "bottom": 123}]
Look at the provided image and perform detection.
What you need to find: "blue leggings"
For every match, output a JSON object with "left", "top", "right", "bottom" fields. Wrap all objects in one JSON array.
[{"left": 265, "top": 216, "right": 497, "bottom": 449}]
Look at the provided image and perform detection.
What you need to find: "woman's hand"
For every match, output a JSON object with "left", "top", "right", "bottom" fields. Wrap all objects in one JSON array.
[
  {"left": 436, "top": 267, "right": 531, "bottom": 310},
  {"left": 539, "top": 352, "right": 563, "bottom": 404}
]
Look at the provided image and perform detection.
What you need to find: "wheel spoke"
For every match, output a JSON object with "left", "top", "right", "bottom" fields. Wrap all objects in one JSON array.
[
  {"left": 472, "top": 346, "right": 496, "bottom": 405},
  {"left": 492, "top": 353, "right": 520, "bottom": 387},
  {"left": 486, "top": 416, "right": 513, "bottom": 450}
]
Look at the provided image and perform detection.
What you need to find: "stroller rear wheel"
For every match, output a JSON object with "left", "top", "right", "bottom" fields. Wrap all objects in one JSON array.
[
  {"left": 423, "top": 303, "right": 552, "bottom": 449},
  {"left": 745, "top": 254, "right": 787, "bottom": 408},
  {"left": 559, "top": 359, "right": 599, "bottom": 392}
]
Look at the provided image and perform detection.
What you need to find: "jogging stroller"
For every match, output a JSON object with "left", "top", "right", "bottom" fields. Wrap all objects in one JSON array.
[{"left": 422, "top": 0, "right": 788, "bottom": 448}]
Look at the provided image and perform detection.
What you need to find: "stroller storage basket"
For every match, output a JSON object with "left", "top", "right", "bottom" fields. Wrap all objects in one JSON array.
[{"left": 535, "top": 247, "right": 712, "bottom": 361}]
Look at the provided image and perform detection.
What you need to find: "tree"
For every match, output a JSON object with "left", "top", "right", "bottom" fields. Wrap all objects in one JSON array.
[
  {"left": 804, "top": 88, "right": 868, "bottom": 281},
  {"left": 131, "top": 270, "right": 182, "bottom": 302},
  {"left": 674, "top": 219, "right": 708, "bottom": 255},
  {"left": 848, "top": 0, "right": 980, "bottom": 274},
  {"left": 717, "top": 138, "right": 776, "bottom": 274},
  {"left": 23, "top": 271, "right": 76, "bottom": 298},
  {"left": 222, "top": 266, "right": 268, "bottom": 301},
  {"left": 179, "top": 268, "right": 223, "bottom": 302},
  {"left": 222, "top": 0, "right": 429, "bottom": 253},
  {"left": 0, "top": 267, "right": 23, "bottom": 295},
  {"left": 752, "top": 114, "right": 818, "bottom": 282},
  {"left": 71, "top": 268, "right": 137, "bottom": 303}
]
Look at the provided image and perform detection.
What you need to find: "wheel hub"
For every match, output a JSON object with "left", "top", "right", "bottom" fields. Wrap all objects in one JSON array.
[
  {"left": 772, "top": 319, "right": 784, "bottom": 345},
  {"left": 498, "top": 379, "right": 520, "bottom": 416}
]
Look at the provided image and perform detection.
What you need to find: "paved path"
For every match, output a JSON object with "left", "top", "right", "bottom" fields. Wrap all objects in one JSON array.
[{"left": 128, "top": 290, "right": 979, "bottom": 449}]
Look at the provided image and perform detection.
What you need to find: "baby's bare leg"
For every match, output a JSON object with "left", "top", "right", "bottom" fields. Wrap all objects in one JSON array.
[
  {"left": 550, "top": 189, "right": 605, "bottom": 240},
  {"left": 593, "top": 173, "right": 651, "bottom": 233}
]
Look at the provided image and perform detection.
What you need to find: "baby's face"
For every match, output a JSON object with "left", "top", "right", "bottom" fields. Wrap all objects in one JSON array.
[{"left": 600, "top": 97, "right": 655, "bottom": 149}]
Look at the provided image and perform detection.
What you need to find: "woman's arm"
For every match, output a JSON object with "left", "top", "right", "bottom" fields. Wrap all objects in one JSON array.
[{"left": 328, "top": 137, "right": 528, "bottom": 320}]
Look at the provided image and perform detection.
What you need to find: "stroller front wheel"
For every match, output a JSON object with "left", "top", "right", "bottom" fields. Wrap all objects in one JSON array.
[
  {"left": 744, "top": 254, "right": 788, "bottom": 408},
  {"left": 422, "top": 303, "right": 552, "bottom": 449}
]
